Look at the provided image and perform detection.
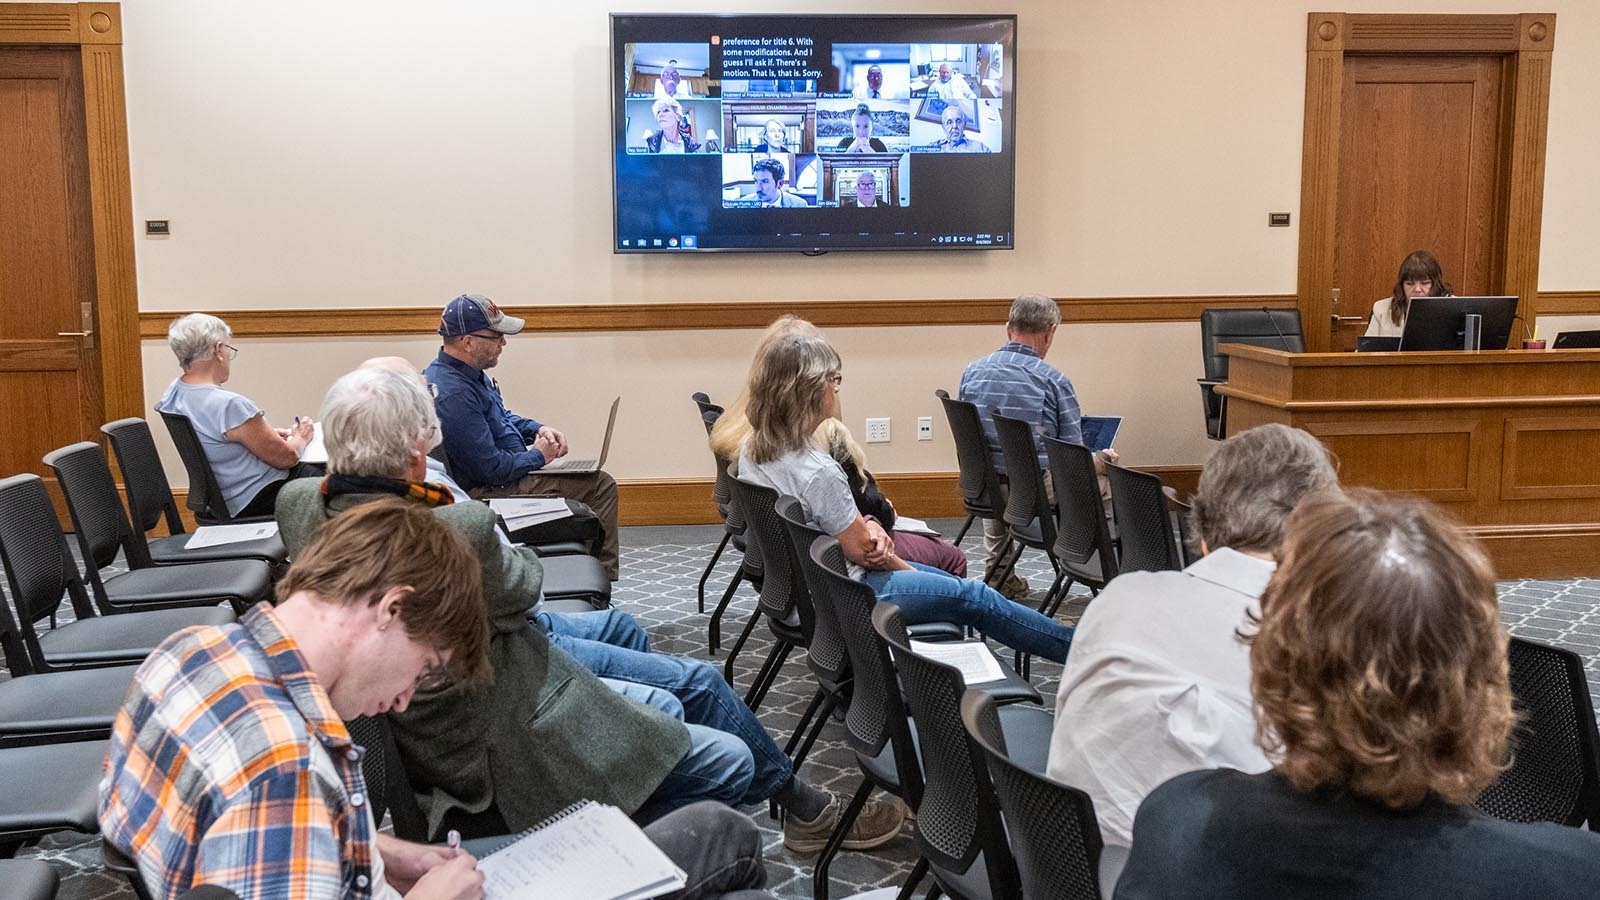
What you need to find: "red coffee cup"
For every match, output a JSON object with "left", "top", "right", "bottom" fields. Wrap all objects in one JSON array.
[{"left": 1523, "top": 339, "right": 1547, "bottom": 350}]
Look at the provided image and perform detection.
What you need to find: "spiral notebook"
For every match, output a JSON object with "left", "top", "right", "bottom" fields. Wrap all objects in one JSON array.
[{"left": 474, "top": 800, "right": 686, "bottom": 900}]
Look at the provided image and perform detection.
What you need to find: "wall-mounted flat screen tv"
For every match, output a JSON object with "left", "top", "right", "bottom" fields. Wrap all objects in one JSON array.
[{"left": 611, "top": 14, "right": 1017, "bottom": 253}]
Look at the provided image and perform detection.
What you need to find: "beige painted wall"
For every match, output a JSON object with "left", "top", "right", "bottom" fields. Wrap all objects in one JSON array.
[{"left": 119, "top": 0, "right": 1600, "bottom": 486}]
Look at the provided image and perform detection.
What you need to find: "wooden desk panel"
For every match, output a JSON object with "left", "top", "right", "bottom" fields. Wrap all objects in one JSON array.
[{"left": 1216, "top": 344, "right": 1600, "bottom": 577}]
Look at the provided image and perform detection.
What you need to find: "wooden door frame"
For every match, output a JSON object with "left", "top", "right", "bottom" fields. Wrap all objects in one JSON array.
[
  {"left": 1296, "top": 12, "right": 1555, "bottom": 351},
  {"left": 0, "top": 2, "right": 141, "bottom": 420}
]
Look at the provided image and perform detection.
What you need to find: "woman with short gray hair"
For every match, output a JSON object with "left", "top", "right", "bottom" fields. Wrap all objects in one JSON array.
[{"left": 156, "top": 313, "right": 318, "bottom": 518}]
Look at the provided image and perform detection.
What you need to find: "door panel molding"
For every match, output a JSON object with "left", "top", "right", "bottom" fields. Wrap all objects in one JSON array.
[
  {"left": 0, "top": 2, "right": 141, "bottom": 421},
  {"left": 1297, "top": 12, "right": 1555, "bottom": 351}
]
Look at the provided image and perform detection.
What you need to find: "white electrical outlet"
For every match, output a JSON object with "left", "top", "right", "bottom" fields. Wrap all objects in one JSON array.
[
  {"left": 865, "top": 417, "right": 892, "bottom": 443},
  {"left": 917, "top": 416, "right": 933, "bottom": 441}
]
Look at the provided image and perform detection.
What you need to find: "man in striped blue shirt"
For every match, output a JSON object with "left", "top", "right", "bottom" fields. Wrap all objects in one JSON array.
[{"left": 960, "top": 294, "right": 1113, "bottom": 590}]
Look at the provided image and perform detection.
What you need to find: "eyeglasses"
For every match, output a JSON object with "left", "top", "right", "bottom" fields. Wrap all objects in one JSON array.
[
  {"left": 415, "top": 652, "right": 451, "bottom": 692},
  {"left": 220, "top": 343, "right": 240, "bottom": 360},
  {"left": 466, "top": 331, "right": 505, "bottom": 342},
  {"left": 826, "top": 372, "right": 844, "bottom": 387}
]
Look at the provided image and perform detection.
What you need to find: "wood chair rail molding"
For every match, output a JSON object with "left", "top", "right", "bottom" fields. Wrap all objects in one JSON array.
[
  {"left": 1297, "top": 11, "right": 1556, "bottom": 352},
  {"left": 1, "top": 2, "right": 143, "bottom": 420},
  {"left": 135, "top": 295, "right": 1292, "bottom": 338},
  {"left": 136, "top": 291, "right": 1600, "bottom": 340}
]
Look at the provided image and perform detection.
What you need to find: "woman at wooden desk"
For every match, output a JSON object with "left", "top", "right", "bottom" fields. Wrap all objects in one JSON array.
[{"left": 1365, "top": 249, "right": 1454, "bottom": 338}]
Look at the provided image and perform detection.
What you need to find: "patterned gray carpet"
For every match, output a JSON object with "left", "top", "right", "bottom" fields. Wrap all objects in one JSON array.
[{"left": 7, "top": 521, "right": 1600, "bottom": 899}]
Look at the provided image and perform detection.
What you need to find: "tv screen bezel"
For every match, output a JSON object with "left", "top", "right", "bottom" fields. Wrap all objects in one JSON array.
[{"left": 609, "top": 12, "right": 1019, "bottom": 255}]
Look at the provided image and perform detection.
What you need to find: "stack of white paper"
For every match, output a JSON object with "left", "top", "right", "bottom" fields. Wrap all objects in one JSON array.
[
  {"left": 909, "top": 639, "right": 1008, "bottom": 685},
  {"left": 185, "top": 522, "right": 280, "bottom": 550},
  {"left": 489, "top": 497, "right": 574, "bottom": 531},
  {"left": 299, "top": 423, "right": 327, "bottom": 464}
]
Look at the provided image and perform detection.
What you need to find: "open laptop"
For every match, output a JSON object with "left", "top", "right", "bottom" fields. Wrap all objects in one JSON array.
[
  {"left": 1080, "top": 415, "right": 1121, "bottom": 453},
  {"left": 539, "top": 397, "right": 619, "bottom": 474}
]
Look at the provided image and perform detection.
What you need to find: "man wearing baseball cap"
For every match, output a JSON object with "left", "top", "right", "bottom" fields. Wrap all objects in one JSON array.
[{"left": 424, "top": 293, "right": 621, "bottom": 580}]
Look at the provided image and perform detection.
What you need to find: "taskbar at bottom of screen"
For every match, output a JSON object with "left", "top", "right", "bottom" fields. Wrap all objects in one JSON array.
[{"left": 616, "top": 231, "right": 1013, "bottom": 252}]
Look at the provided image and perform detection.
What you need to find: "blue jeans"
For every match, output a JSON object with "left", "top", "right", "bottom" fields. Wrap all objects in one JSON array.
[
  {"left": 538, "top": 610, "right": 795, "bottom": 809},
  {"left": 863, "top": 562, "right": 1074, "bottom": 662}
]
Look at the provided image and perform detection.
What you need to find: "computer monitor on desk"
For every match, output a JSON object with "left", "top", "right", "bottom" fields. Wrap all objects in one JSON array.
[{"left": 1399, "top": 296, "right": 1519, "bottom": 351}]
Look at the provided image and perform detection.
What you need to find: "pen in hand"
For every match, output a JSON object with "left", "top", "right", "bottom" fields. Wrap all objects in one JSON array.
[{"left": 447, "top": 829, "right": 461, "bottom": 857}]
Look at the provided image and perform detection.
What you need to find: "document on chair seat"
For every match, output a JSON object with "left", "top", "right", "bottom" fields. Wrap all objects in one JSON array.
[
  {"left": 476, "top": 800, "right": 686, "bottom": 900},
  {"left": 185, "top": 522, "right": 280, "bottom": 550},
  {"left": 489, "top": 498, "right": 574, "bottom": 530},
  {"left": 889, "top": 515, "right": 940, "bottom": 537},
  {"left": 299, "top": 423, "right": 327, "bottom": 464},
  {"left": 909, "top": 639, "right": 1007, "bottom": 684}
]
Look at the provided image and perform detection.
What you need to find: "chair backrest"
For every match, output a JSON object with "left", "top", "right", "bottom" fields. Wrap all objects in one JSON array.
[
  {"left": 1042, "top": 436, "right": 1117, "bottom": 584},
  {"left": 875, "top": 601, "right": 1019, "bottom": 898},
  {"left": 776, "top": 496, "right": 849, "bottom": 682},
  {"left": 1475, "top": 637, "right": 1600, "bottom": 829},
  {"left": 345, "top": 714, "right": 430, "bottom": 841},
  {"left": 728, "top": 476, "right": 812, "bottom": 634},
  {"left": 808, "top": 537, "right": 924, "bottom": 804},
  {"left": 102, "top": 417, "right": 189, "bottom": 540},
  {"left": 937, "top": 389, "right": 1006, "bottom": 519},
  {"left": 962, "top": 691, "right": 1104, "bottom": 900},
  {"left": 44, "top": 442, "right": 141, "bottom": 575},
  {"left": 691, "top": 391, "right": 724, "bottom": 436},
  {"left": 1199, "top": 307, "right": 1304, "bottom": 382},
  {"left": 1170, "top": 496, "right": 1202, "bottom": 567},
  {"left": 158, "top": 410, "right": 233, "bottom": 523},
  {"left": 0, "top": 474, "right": 101, "bottom": 675},
  {"left": 1105, "top": 464, "right": 1184, "bottom": 573},
  {"left": 991, "top": 412, "right": 1056, "bottom": 547}
]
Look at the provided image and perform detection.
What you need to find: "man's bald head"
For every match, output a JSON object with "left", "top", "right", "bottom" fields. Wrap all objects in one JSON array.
[{"left": 360, "top": 356, "right": 419, "bottom": 377}]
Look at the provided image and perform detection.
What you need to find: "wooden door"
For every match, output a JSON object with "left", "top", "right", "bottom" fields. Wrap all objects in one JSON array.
[
  {"left": 0, "top": 48, "right": 104, "bottom": 498},
  {"left": 1296, "top": 13, "right": 1555, "bottom": 353},
  {"left": 1330, "top": 55, "right": 1508, "bottom": 350}
]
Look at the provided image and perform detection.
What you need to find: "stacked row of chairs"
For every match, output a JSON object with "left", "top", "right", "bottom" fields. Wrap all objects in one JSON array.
[{"left": 0, "top": 419, "right": 287, "bottom": 896}]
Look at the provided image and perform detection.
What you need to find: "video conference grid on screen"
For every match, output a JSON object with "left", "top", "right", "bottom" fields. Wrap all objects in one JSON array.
[{"left": 612, "top": 14, "right": 1017, "bottom": 253}]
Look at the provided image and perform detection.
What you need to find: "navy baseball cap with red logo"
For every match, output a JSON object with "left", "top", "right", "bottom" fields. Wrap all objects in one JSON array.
[{"left": 438, "top": 294, "right": 525, "bottom": 337}]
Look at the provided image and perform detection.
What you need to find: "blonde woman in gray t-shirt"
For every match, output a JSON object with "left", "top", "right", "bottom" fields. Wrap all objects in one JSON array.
[{"left": 736, "top": 333, "right": 1075, "bottom": 663}]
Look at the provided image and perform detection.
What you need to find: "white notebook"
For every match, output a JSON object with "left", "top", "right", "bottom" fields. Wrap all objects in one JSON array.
[{"left": 475, "top": 801, "right": 686, "bottom": 900}]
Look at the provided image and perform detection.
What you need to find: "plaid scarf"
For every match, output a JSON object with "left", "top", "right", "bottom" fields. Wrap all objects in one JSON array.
[{"left": 320, "top": 473, "right": 455, "bottom": 508}]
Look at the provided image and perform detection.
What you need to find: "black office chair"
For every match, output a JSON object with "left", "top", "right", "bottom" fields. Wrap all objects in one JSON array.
[
  {"left": 345, "top": 715, "right": 431, "bottom": 842},
  {"left": 158, "top": 410, "right": 268, "bottom": 525},
  {"left": 962, "top": 691, "right": 1105, "bottom": 900},
  {"left": 44, "top": 442, "right": 273, "bottom": 616},
  {"left": 1039, "top": 436, "right": 1118, "bottom": 618},
  {"left": 0, "top": 474, "right": 233, "bottom": 676},
  {"left": 0, "top": 860, "right": 59, "bottom": 900},
  {"left": 1475, "top": 637, "right": 1600, "bottom": 829},
  {"left": 0, "top": 587, "right": 132, "bottom": 747},
  {"left": 0, "top": 739, "right": 105, "bottom": 859},
  {"left": 989, "top": 412, "right": 1060, "bottom": 607},
  {"left": 937, "top": 389, "right": 1007, "bottom": 552},
  {"left": 102, "top": 417, "right": 289, "bottom": 571},
  {"left": 773, "top": 496, "right": 853, "bottom": 771},
  {"left": 1198, "top": 307, "right": 1303, "bottom": 439},
  {"left": 691, "top": 393, "right": 733, "bottom": 615},
  {"left": 723, "top": 477, "right": 816, "bottom": 712},
  {"left": 876, "top": 601, "right": 1055, "bottom": 900},
  {"left": 707, "top": 462, "right": 764, "bottom": 654},
  {"left": 802, "top": 538, "right": 926, "bottom": 900},
  {"left": 1104, "top": 465, "right": 1184, "bottom": 574}
]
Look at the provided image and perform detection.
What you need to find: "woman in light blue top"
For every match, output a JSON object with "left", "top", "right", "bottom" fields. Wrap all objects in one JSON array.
[
  {"left": 736, "top": 332, "right": 1074, "bottom": 663},
  {"left": 155, "top": 313, "right": 318, "bottom": 518}
]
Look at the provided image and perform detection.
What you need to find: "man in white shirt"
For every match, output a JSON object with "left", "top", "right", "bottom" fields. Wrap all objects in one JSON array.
[
  {"left": 925, "top": 62, "right": 975, "bottom": 100},
  {"left": 1046, "top": 423, "right": 1339, "bottom": 849}
]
